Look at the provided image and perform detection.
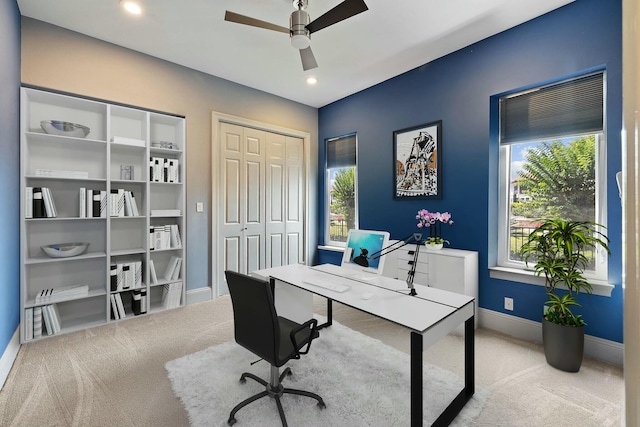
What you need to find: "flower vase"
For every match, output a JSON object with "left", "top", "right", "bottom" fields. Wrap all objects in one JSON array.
[{"left": 425, "top": 242, "right": 444, "bottom": 251}]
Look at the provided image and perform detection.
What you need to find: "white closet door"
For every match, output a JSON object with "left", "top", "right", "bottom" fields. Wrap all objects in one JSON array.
[
  {"left": 243, "top": 127, "right": 266, "bottom": 274},
  {"left": 285, "top": 136, "right": 305, "bottom": 265},
  {"left": 217, "top": 121, "right": 305, "bottom": 296},
  {"left": 266, "top": 132, "right": 286, "bottom": 268},
  {"left": 266, "top": 134, "right": 305, "bottom": 268},
  {"left": 219, "top": 123, "right": 266, "bottom": 293}
]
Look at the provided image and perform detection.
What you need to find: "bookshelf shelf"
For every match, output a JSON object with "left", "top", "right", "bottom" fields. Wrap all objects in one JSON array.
[
  {"left": 61, "top": 313, "right": 107, "bottom": 332},
  {"left": 111, "top": 179, "right": 146, "bottom": 185},
  {"left": 25, "top": 216, "right": 106, "bottom": 222},
  {"left": 150, "top": 181, "right": 182, "bottom": 186},
  {"left": 150, "top": 247, "right": 182, "bottom": 253},
  {"left": 25, "top": 131, "right": 107, "bottom": 145},
  {"left": 25, "top": 176, "right": 108, "bottom": 183},
  {"left": 110, "top": 216, "right": 146, "bottom": 220},
  {"left": 150, "top": 279, "right": 182, "bottom": 288},
  {"left": 111, "top": 248, "right": 146, "bottom": 256},
  {"left": 25, "top": 251, "right": 108, "bottom": 264},
  {"left": 20, "top": 87, "right": 186, "bottom": 342},
  {"left": 25, "top": 288, "right": 106, "bottom": 308}
]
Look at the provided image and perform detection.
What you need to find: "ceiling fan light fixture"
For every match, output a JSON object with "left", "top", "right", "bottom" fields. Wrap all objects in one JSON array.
[
  {"left": 120, "top": 0, "right": 142, "bottom": 15},
  {"left": 290, "top": 9, "right": 311, "bottom": 49},
  {"left": 291, "top": 34, "right": 311, "bottom": 50}
]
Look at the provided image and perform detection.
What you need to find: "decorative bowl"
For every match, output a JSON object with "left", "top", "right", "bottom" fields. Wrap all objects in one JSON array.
[
  {"left": 40, "top": 120, "right": 91, "bottom": 138},
  {"left": 41, "top": 242, "right": 90, "bottom": 258}
]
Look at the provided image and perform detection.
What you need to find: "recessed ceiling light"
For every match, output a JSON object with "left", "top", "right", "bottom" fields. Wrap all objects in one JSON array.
[
  {"left": 121, "top": 0, "right": 142, "bottom": 15},
  {"left": 306, "top": 77, "right": 317, "bottom": 85}
]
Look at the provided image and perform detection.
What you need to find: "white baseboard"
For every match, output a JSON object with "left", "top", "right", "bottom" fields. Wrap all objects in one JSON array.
[
  {"left": 478, "top": 308, "right": 623, "bottom": 366},
  {"left": 186, "top": 286, "right": 212, "bottom": 305},
  {"left": 0, "top": 327, "right": 20, "bottom": 391}
]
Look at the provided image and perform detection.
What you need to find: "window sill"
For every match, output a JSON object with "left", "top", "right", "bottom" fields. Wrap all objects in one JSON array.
[
  {"left": 489, "top": 266, "right": 614, "bottom": 297},
  {"left": 317, "top": 245, "right": 345, "bottom": 253}
]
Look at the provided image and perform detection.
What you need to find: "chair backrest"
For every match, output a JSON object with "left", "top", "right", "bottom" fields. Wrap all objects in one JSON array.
[{"left": 225, "top": 270, "right": 280, "bottom": 365}]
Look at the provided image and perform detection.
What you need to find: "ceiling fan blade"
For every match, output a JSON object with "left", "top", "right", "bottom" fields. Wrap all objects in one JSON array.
[
  {"left": 224, "top": 11, "right": 290, "bottom": 34},
  {"left": 300, "top": 47, "right": 318, "bottom": 71},
  {"left": 306, "top": 0, "right": 368, "bottom": 34}
]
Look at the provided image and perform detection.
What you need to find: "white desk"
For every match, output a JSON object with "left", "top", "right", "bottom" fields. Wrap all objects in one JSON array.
[{"left": 253, "top": 264, "right": 475, "bottom": 427}]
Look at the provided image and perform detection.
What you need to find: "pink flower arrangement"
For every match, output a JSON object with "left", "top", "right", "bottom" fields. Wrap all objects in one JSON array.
[{"left": 416, "top": 209, "right": 454, "bottom": 245}]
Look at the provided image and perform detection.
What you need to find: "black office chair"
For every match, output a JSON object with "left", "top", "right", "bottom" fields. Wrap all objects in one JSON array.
[{"left": 224, "top": 270, "right": 326, "bottom": 427}]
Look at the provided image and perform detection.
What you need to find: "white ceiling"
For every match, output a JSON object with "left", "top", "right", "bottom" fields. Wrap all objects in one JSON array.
[{"left": 17, "top": 0, "right": 574, "bottom": 108}]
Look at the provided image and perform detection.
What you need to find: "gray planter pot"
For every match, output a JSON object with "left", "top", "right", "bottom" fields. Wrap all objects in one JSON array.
[{"left": 542, "top": 317, "right": 585, "bottom": 372}]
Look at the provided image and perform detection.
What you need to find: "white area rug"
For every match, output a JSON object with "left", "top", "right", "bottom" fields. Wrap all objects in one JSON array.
[{"left": 166, "top": 320, "right": 488, "bottom": 427}]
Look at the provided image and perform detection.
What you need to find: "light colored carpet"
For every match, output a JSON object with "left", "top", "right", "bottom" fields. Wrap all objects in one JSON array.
[
  {"left": 0, "top": 294, "right": 624, "bottom": 426},
  {"left": 166, "top": 318, "right": 487, "bottom": 427}
]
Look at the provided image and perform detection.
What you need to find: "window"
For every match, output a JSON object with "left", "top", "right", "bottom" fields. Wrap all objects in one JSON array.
[
  {"left": 497, "top": 72, "right": 608, "bottom": 282},
  {"left": 325, "top": 133, "right": 358, "bottom": 246}
]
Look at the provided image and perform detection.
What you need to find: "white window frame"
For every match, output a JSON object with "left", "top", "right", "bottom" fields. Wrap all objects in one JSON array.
[
  {"left": 325, "top": 134, "right": 358, "bottom": 247},
  {"left": 492, "top": 73, "right": 612, "bottom": 296}
]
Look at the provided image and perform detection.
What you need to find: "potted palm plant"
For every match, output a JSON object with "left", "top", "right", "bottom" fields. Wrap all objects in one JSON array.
[{"left": 520, "top": 219, "right": 610, "bottom": 372}]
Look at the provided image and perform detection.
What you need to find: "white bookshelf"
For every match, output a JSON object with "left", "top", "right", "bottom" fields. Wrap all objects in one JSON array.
[{"left": 20, "top": 87, "right": 186, "bottom": 342}]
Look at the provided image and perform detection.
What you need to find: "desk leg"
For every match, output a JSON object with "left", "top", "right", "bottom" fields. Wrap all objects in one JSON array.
[
  {"left": 411, "top": 332, "right": 423, "bottom": 427},
  {"left": 465, "top": 316, "right": 475, "bottom": 394},
  {"left": 431, "top": 315, "right": 475, "bottom": 427},
  {"left": 317, "top": 299, "right": 333, "bottom": 330}
]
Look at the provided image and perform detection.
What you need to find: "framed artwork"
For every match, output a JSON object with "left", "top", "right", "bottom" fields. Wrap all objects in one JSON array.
[{"left": 393, "top": 120, "right": 442, "bottom": 199}]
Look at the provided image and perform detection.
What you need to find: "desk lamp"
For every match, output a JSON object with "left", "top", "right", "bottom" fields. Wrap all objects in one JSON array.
[{"left": 367, "top": 233, "right": 423, "bottom": 296}]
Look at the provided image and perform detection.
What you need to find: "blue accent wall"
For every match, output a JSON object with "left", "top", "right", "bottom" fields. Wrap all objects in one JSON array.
[
  {"left": 0, "top": 0, "right": 22, "bottom": 357},
  {"left": 318, "top": 0, "right": 623, "bottom": 342}
]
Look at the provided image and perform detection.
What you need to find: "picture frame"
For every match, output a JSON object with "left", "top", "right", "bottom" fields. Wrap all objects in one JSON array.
[{"left": 393, "top": 120, "right": 442, "bottom": 199}]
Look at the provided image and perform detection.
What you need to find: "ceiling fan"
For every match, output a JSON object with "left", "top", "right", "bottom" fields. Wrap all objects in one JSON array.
[{"left": 225, "top": 0, "right": 368, "bottom": 71}]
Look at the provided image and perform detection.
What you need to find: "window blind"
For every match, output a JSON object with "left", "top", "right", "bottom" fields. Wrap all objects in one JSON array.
[
  {"left": 326, "top": 134, "right": 356, "bottom": 168},
  {"left": 500, "top": 72, "right": 604, "bottom": 144}
]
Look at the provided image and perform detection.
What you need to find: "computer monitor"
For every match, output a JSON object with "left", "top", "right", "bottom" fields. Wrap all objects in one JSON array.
[{"left": 341, "top": 229, "right": 390, "bottom": 278}]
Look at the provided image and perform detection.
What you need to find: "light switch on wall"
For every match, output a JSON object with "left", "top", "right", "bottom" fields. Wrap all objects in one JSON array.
[{"left": 196, "top": 202, "right": 204, "bottom": 212}]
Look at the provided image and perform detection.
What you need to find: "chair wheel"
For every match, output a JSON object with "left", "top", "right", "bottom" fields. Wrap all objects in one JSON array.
[
  {"left": 239, "top": 378, "right": 246, "bottom": 384},
  {"left": 228, "top": 417, "right": 237, "bottom": 425},
  {"left": 317, "top": 401, "right": 326, "bottom": 409}
]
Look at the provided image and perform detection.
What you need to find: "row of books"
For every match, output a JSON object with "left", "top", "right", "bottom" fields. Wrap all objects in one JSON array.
[
  {"left": 150, "top": 156, "right": 179, "bottom": 183},
  {"left": 110, "top": 261, "right": 143, "bottom": 291},
  {"left": 162, "top": 282, "right": 183, "bottom": 309},
  {"left": 79, "top": 188, "right": 106, "bottom": 218},
  {"left": 148, "top": 256, "right": 182, "bottom": 284},
  {"left": 25, "top": 187, "right": 57, "bottom": 218},
  {"left": 79, "top": 188, "right": 140, "bottom": 218},
  {"left": 24, "top": 304, "right": 61, "bottom": 340},
  {"left": 34, "top": 284, "right": 89, "bottom": 304},
  {"left": 110, "top": 289, "right": 147, "bottom": 320},
  {"left": 149, "top": 224, "right": 182, "bottom": 250},
  {"left": 109, "top": 189, "right": 140, "bottom": 217}
]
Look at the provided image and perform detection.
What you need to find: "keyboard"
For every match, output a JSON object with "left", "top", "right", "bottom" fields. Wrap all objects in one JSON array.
[{"left": 302, "top": 278, "right": 350, "bottom": 293}]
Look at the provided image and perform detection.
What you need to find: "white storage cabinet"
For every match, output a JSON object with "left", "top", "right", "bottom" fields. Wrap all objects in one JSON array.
[{"left": 387, "top": 245, "right": 479, "bottom": 329}]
